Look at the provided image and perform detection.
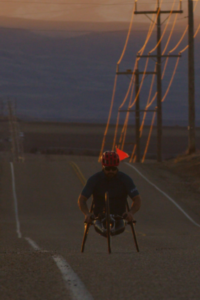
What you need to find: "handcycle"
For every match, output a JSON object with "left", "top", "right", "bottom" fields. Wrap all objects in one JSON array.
[{"left": 81, "top": 192, "right": 140, "bottom": 254}]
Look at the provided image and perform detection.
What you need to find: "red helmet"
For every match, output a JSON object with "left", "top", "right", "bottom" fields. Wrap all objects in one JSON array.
[{"left": 101, "top": 151, "right": 120, "bottom": 167}]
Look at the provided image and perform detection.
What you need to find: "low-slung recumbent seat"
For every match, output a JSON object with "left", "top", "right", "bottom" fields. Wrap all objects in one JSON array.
[{"left": 81, "top": 192, "right": 140, "bottom": 254}]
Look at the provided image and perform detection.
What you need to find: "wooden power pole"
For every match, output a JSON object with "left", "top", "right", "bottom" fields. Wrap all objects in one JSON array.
[
  {"left": 188, "top": 0, "right": 196, "bottom": 154},
  {"left": 135, "top": 68, "right": 140, "bottom": 162},
  {"left": 135, "top": 0, "right": 183, "bottom": 162},
  {"left": 117, "top": 69, "right": 157, "bottom": 162},
  {"left": 157, "top": 7, "right": 162, "bottom": 162},
  {"left": 116, "top": 0, "right": 183, "bottom": 162}
]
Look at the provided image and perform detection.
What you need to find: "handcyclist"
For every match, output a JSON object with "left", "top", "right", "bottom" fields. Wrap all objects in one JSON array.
[{"left": 78, "top": 151, "right": 141, "bottom": 235}]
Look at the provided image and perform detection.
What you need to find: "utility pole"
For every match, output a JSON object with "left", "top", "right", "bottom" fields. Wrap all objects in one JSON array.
[
  {"left": 135, "top": 68, "right": 140, "bottom": 162},
  {"left": 134, "top": 0, "right": 183, "bottom": 162},
  {"left": 117, "top": 69, "right": 157, "bottom": 162},
  {"left": 117, "top": 1, "right": 182, "bottom": 162},
  {"left": 188, "top": 0, "right": 195, "bottom": 154},
  {"left": 157, "top": 7, "right": 162, "bottom": 162}
]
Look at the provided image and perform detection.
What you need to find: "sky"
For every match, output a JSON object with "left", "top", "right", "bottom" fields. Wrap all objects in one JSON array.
[{"left": 0, "top": 0, "right": 199, "bottom": 23}]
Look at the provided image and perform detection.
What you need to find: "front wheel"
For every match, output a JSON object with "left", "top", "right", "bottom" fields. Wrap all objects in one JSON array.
[{"left": 105, "top": 192, "right": 111, "bottom": 254}]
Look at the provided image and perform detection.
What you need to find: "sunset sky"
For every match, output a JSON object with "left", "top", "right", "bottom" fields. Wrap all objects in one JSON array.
[{"left": 0, "top": 0, "right": 199, "bottom": 23}]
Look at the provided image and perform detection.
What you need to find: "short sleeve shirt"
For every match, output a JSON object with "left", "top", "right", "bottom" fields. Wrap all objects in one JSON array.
[{"left": 81, "top": 171, "right": 139, "bottom": 215}]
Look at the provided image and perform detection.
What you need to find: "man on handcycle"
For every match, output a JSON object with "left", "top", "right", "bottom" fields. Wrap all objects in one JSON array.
[{"left": 78, "top": 151, "right": 141, "bottom": 236}]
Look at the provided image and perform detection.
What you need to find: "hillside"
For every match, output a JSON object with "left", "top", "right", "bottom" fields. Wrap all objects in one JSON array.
[{"left": 0, "top": 18, "right": 199, "bottom": 125}]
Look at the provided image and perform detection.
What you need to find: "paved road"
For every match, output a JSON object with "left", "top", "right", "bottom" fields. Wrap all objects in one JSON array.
[{"left": 1, "top": 156, "right": 200, "bottom": 299}]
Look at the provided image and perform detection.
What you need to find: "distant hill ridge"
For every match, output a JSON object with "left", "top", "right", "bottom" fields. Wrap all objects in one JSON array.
[
  {"left": 0, "top": 16, "right": 199, "bottom": 125},
  {"left": 0, "top": 16, "right": 188, "bottom": 32}
]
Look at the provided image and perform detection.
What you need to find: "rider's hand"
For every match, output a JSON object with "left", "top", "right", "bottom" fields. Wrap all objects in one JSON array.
[
  {"left": 84, "top": 213, "right": 94, "bottom": 224},
  {"left": 123, "top": 212, "right": 134, "bottom": 223}
]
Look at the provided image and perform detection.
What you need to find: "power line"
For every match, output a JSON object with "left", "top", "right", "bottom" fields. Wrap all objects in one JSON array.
[
  {"left": 98, "top": 74, "right": 118, "bottom": 162},
  {"left": 125, "top": 0, "right": 183, "bottom": 162},
  {"left": 138, "top": 2, "right": 180, "bottom": 144},
  {"left": 136, "top": 2, "right": 200, "bottom": 161},
  {"left": 117, "top": 12, "right": 135, "bottom": 65},
  {"left": 141, "top": 110, "right": 156, "bottom": 162},
  {"left": 114, "top": 2, "right": 159, "bottom": 153},
  {"left": 149, "top": 0, "right": 176, "bottom": 54},
  {"left": 114, "top": 3, "right": 163, "bottom": 156},
  {"left": 99, "top": 0, "right": 198, "bottom": 161},
  {"left": 117, "top": 0, "right": 161, "bottom": 157}
]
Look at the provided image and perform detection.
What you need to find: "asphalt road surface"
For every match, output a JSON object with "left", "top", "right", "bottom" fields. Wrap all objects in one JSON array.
[{"left": 1, "top": 155, "right": 200, "bottom": 300}]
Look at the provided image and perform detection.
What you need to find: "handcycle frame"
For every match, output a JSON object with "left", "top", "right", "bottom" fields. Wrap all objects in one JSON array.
[{"left": 81, "top": 192, "right": 140, "bottom": 254}]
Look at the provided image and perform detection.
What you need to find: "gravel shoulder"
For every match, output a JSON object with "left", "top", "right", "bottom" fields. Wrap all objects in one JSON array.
[{"left": 136, "top": 154, "right": 200, "bottom": 219}]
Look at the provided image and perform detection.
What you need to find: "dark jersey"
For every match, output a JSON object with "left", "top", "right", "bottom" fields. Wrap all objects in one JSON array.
[{"left": 81, "top": 171, "right": 139, "bottom": 216}]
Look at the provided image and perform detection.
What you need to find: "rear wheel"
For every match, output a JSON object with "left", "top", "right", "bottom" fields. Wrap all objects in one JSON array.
[{"left": 105, "top": 192, "right": 111, "bottom": 254}]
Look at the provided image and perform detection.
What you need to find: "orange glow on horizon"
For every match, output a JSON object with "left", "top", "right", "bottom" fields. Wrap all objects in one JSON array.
[{"left": 0, "top": 0, "right": 199, "bottom": 23}]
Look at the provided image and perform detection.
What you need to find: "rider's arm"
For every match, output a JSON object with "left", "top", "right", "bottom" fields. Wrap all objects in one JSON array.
[
  {"left": 123, "top": 174, "right": 141, "bottom": 222},
  {"left": 78, "top": 174, "right": 97, "bottom": 222},
  {"left": 129, "top": 195, "right": 141, "bottom": 215},
  {"left": 78, "top": 195, "right": 93, "bottom": 223},
  {"left": 78, "top": 194, "right": 90, "bottom": 216},
  {"left": 123, "top": 195, "right": 141, "bottom": 222}
]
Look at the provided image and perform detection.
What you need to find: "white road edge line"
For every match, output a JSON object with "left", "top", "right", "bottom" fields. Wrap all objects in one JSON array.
[
  {"left": 53, "top": 255, "right": 94, "bottom": 300},
  {"left": 126, "top": 162, "right": 200, "bottom": 228},
  {"left": 10, "top": 162, "right": 22, "bottom": 238},
  {"left": 10, "top": 162, "right": 93, "bottom": 300}
]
